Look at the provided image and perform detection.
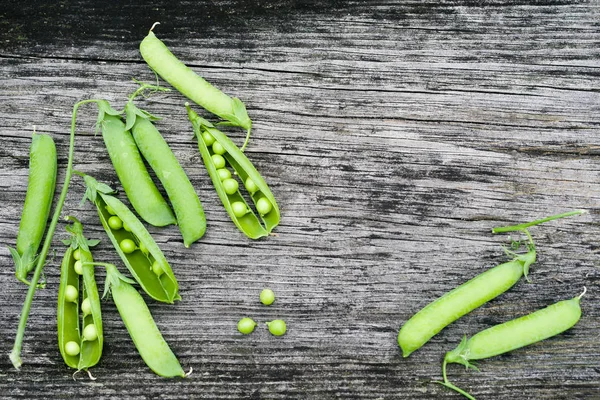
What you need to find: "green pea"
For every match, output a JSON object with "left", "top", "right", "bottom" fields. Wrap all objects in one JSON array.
[
  {"left": 260, "top": 288, "right": 275, "bottom": 306},
  {"left": 256, "top": 197, "right": 273, "bottom": 215},
  {"left": 202, "top": 130, "right": 216, "bottom": 146},
  {"left": 108, "top": 215, "right": 123, "bottom": 230},
  {"left": 73, "top": 260, "right": 83, "bottom": 275},
  {"left": 139, "top": 241, "right": 149, "bottom": 255},
  {"left": 64, "top": 341, "right": 80, "bottom": 357},
  {"left": 245, "top": 177, "right": 258, "bottom": 194},
  {"left": 222, "top": 178, "right": 239, "bottom": 195},
  {"left": 65, "top": 285, "right": 78, "bottom": 303},
  {"left": 152, "top": 261, "right": 164, "bottom": 277},
  {"left": 237, "top": 317, "right": 257, "bottom": 335},
  {"left": 105, "top": 205, "right": 117, "bottom": 215},
  {"left": 266, "top": 320, "right": 287, "bottom": 336},
  {"left": 81, "top": 297, "right": 92, "bottom": 316},
  {"left": 119, "top": 239, "right": 137, "bottom": 254},
  {"left": 212, "top": 141, "right": 226, "bottom": 155},
  {"left": 212, "top": 154, "right": 226, "bottom": 169},
  {"left": 73, "top": 249, "right": 81, "bottom": 261},
  {"left": 122, "top": 222, "right": 132, "bottom": 232},
  {"left": 83, "top": 324, "right": 98, "bottom": 341},
  {"left": 217, "top": 168, "right": 231, "bottom": 181},
  {"left": 231, "top": 201, "right": 248, "bottom": 218}
]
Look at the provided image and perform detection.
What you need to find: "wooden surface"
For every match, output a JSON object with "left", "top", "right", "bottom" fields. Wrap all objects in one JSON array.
[{"left": 1, "top": 1, "right": 599, "bottom": 399}]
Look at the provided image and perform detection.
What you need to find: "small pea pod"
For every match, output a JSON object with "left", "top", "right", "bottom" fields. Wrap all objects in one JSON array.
[
  {"left": 79, "top": 172, "right": 180, "bottom": 303},
  {"left": 439, "top": 289, "right": 586, "bottom": 400},
  {"left": 57, "top": 216, "right": 103, "bottom": 372},
  {"left": 90, "top": 262, "right": 185, "bottom": 378},
  {"left": 139, "top": 24, "right": 252, "bottom": 149},
  {"left": 125, "top": 102, "right": 206, "bottom": 247},
  {"left": 9, "top": 132, "right": 57, "bottom": 286},
  {"left": 99, "top": 101, "right": 176, "bottom": 227},
  {"left": 187, "top": 105, "right": 280, "bottom": 239}
]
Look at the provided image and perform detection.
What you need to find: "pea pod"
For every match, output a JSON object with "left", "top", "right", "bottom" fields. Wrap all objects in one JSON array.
[
  {"left": 125, "top": 102, "right": 206, "bottom": 247},
  {"left": 57, "top": 216, "right": 103, "bottom": 372},
  {"left": 99, "top": 102, "right": 176, "bottom": 227},
  {"left": 187, "top": 105, "right": 280, "bottom": 239},
  {"left": 79, "top": 173, "right": 179, "bottom": 303},
  {"left": 89, "top": 262, "right": 185, "bottom": 378},
  {"left": 9, "top": 132, "right": 57, "bottom": 286},
  {"left": 439, "top": 289, "right": 586, "bottom": 400}
]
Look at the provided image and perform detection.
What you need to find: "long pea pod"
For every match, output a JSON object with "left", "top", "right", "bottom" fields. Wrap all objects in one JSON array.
[
  {"left": 87, "top": 262, "right": 186, "bottom": 378},
  {"left": 438, "top": 289, "right": 586, "bottom": 400},
  {"left": 79, "top": 173, "right": 180, "bottom": 303},
  {"left": 99, "top": 101, "right": 176, "bottom": 227},
  {"left": 9, "top": 132, "right": 57, "bottom": 286},
  {"left": 126, "top": 101, "right": 206, "bottom": 247},
  {"left": 11, "top": 99, "right": 106, "bottom": 369},
  {"left": 139, "top": 23, "right": 252, "bottom": 150},
  {"left": 57, "top": 216, "right": 103, "bottom": 373},
  {"left": 187, "top": 105, "right": 280, "bottom": 239}
]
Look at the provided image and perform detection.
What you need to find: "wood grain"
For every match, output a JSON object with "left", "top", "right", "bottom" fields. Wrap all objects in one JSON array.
[{"left": 1, "top": 1, "right": 599, "bottom": 399}]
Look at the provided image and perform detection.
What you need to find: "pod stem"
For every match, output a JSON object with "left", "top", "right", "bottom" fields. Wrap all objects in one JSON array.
[
  {"left": 10, "top": 99, "right": 100, "bottom": 370},
  {"left": 434, "top": 360, "right": 477, "bottom": 400},
  {"left": 492, "top": 209, "right": 587, "bottom": 234},
  {"left": 240, "top": 127, "right": 251, "bottom": 152}
]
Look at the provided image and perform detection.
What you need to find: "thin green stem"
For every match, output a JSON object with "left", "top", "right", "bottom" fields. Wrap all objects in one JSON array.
[
  {"left": 240, "top": 127, "right": 252, "bottom": 152},
  {"left": 433, "top": 360, "right": 477, "bottom": 400},
  {"left": 492, "top": 209, "right": 587, "bottom": 234},
  {"left": 10, "top": 99, "right": 99, "bottom": 369}
]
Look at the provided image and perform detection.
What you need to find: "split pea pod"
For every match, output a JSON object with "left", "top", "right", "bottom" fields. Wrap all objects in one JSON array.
[
  {"left": 88, "top": 262, "right": 185, "bottom": 378},
  {"left": 101, "top": 110, "right": 176, "bottom": 227},
  {"left": 10, "top": 132, "right": 57, "bottom": 286},
  {"left": 139, "top": 24, "right": 252, "bottom": 149},
  {"left": 439, "top": 289, "right": 586, "bottom": 400},
  {"left": 127, "top": 103, "right": 206, "bottom": 247},
  {"left": 79, "top": 173, "right": 179, "bottom": 303},
  {"left": 57, "top": 216, "right": 103, "bottom": 372},
  {"left": 187, "top": 105, "right": 280, "bottom": 239}
]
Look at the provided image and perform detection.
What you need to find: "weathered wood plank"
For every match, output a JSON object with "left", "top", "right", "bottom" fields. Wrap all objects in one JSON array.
[{"left": 1, "top": 1, "right": 599, "bottom": 399}]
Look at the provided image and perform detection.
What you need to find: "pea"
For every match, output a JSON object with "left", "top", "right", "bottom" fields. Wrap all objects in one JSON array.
[
  {"left": 217, "top": 168, "right": 231, "bottom": 181},
  {"left": 123, "top": 222, "right": 132, "bottom": 232},
  {"left": 212, "top": 141, "right": 226, "bottom": 155},
  {"left": 245, "top": 177, "right": 258, "bottom": 194},
  {"left": 202, "top": 130, "right": 216, "bottom": 146},
  {"left": 65, "top": 285, "right": 78, "bottom": 303},
  {"left": 260, "top": 288, "right": 275, "bottom": 306},
  {"left": 105, "top": 205, "right": 117, "bottom": 215},
  {"left": 73, "top": 260, "right": 83, "bottom": 275},
  {"left": 231, "top": 201, "right": 248, "bottom": 218},
  {"left": 256, "top": 197, "right": 273, "bottom": 216},
  {"left": 108, "top": 215, "right": 123, "bottom": 230},
  {"left": 212, "top": 154, "right": 226, "bottom": 169},
  {"left": 64, "top": 341, "right": 80, "bottom": 357},
  {"left": 73, "top": 249, "right": 81, "bottom": 261},
  {"left": 152, "top": 261, "right": 164, "bottom": 277},
  {"left": 222, "top": 178, "right": 239, "bottom": 195},
  {"left": 81, "top": 297, "right": 92, "bottom": 316},
  {"left": 83, "top": 324, "right": 98, "bottom": 341},
  {"left": 266, "top": 320, "right": 286, "bottom": 336},
  {"left": 237, "top": 317, "right": 257, "bottom": 335},
  {"left": 119, "top": 239, "right": 137, "bottom": 254},
  {"left": 139, "top": 241, "right": 149, "bottom": 255}
]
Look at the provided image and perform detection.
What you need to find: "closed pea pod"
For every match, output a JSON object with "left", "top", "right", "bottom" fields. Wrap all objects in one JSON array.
[
  {"left": 10, "top": 132, "right": 57, "bottom": 286},
  {"left": 57, "top": 216, "right": 103, "bottom": 373},
  {"left": 139, "top": 24, "right": 252, "bottom": 149},
  {"left": 126, "top": 101, "right": 206, "bottom": 247},
  {"left": 187, "top": 105, "right": 280, "bottom": 239},
  {"left": 439, "top": 289, "right": 586, "bottom": 400},
  {"left": 88, "top": 262, "right": 186, "bottom": 378},
  {"left": 79, "top": 173, "right": 179, "bottom": 303},
  {"left": 99, "top": 104, "right": 176, "bottom": 227}
]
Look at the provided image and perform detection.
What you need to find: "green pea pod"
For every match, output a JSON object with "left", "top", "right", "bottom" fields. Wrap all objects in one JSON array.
[
  {"left": 101, "top": 111, "right": 176, "bottom": 227},
  {"left": 139, "top": 26, "right": 252, "bottom": 149},
  {"left": 79, "top": 173, "right": 180, "bottom": 303},
  {"left": 95, "top": 262, "right": 185, "bottom": 378},
  {"left": 187, "top": 105, "right": 280, "bottom": 239},
  {"left": 126, "top": 102, "right": 206, "bottom": 247},
  {"left": 10, "top": 132, "right": 57, "bottom": 286},
  {"left": 57, "top": 216, "right": 103, "bottom": 372}
]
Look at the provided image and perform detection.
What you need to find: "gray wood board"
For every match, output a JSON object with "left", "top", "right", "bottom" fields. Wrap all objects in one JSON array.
[{"left": 1, "top": 1, "right": 599, "bottom": 399}]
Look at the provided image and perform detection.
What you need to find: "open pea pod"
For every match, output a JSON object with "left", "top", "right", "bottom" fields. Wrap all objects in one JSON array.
[
  {"left": 57, "top": 216, "right": 103, "bottom": 372},
  {"left": 78, "top": 173, "right": 180, "bottom": 304},
  {"left": 186, "top": 105, "right": 280, "bottom": 239}
]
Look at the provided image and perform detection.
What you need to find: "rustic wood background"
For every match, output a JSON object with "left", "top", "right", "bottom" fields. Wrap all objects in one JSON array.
[{"left": 1, "top": 1, "right": 599, "bottom": 399}]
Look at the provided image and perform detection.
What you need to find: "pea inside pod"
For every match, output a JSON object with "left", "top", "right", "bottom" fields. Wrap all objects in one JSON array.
[
  {"left": 57, "top": 216, "right": 103, "bottom": 372},
  {"left": 78, "top": 172, "right": 180, "bottom": 304},
  {"left": 187, "top": 105, "right": 280, "bottom": 239}
]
